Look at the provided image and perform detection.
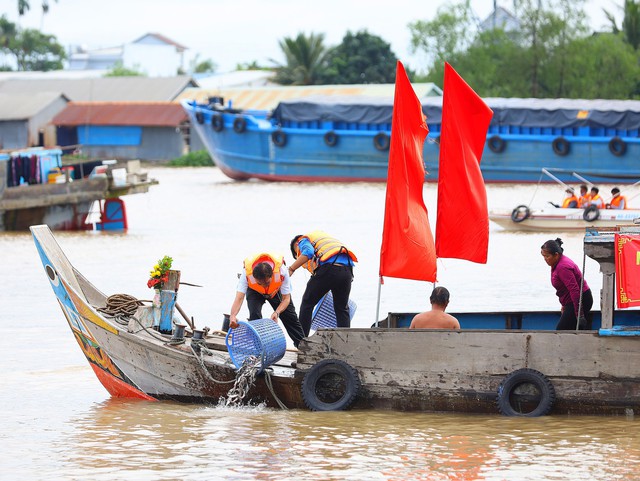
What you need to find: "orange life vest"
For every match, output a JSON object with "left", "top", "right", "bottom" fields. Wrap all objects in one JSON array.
[
  {"left": 244, "top": 253, "right": 283, "bottom": 298},
  {"left": 590, "top": 194, "right": 605, "bottom": 209},
  {"left": 297, "top": 230, "right": 358, "bottom": 273},
  {"left": 578, "top": 194, "right": 591, "bottom": 208},
  {"left": 610, "top": 195, "right": 627, "bottom": 209},
  {"left": 562, "top": 195, "right": 578, "bottom": 208}
]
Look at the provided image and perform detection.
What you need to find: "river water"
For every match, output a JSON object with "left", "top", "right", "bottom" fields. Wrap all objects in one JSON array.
[{"left": 2, "top": 167, "right": 639, "bottom": 480}]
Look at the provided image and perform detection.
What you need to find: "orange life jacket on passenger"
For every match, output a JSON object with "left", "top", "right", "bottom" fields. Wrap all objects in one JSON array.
[
  {"left": 609, "top": 195, "right": 627, "bottom": 209},
  {"left": 244, "top": 253, "right": 283, "bottom": 298},
  {"left": 562, "top": 194, "right": 578, "bottom": 208},
  {"left": 296, "top": 230, "right": 358, "bottom": 273},
  {"left": 590, "top": 194, "right": 605, "bottom": 209},
  {"left": 578, "top": 193, "right": 591, "bottom": 208}
]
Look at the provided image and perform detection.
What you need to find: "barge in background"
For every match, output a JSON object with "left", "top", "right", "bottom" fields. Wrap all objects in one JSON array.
[{"left": 182, "top": 96, "right": 640, "bottom": 184}]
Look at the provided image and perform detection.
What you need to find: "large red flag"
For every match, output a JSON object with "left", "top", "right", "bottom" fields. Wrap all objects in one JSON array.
[
  {"left": 615, "top": 234, "right": 640, "bottom": 308},
  {"left": 379, "top": 61, "right": 436, "bottom": 282},
  {"left": 435, "top": 63, "right": 493, "bottom": 264}
]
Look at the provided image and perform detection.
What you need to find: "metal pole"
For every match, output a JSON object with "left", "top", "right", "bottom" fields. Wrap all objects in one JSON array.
[
  {"left": 374, "top": 276, "right": 382, "bottom": 327},
  {"left": 542, "top": 167, "right": 570, "bottom": 189}
]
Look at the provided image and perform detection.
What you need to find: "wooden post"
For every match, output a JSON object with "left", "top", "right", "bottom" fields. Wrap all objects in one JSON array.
[{"left": 166, "top": 270, "right": 181, "bottom": 291}]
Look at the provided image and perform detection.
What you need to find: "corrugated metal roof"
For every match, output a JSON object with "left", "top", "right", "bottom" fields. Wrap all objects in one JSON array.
[
  {"left": 0, "top": 76, "right": 199, "bottom": 102},
  {"left": 52, "top": 102, "right": 187, "bottom": 126},
  {"left": 0, "top": 91, "right": 68, "bottom": 120},
  {"left": 132, "top": 33, "right": 187, "bottom": 52},
  {"left": 175, "top": 83, "right": 443, "bottom": 110}
]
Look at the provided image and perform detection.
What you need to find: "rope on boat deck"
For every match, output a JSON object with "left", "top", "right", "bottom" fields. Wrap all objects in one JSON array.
[
  {"left": 190, "top": 343, "right": 236, "bottom": 385},
  {"left": 97, "top": 294, "right": 144, "bottom": 325}
]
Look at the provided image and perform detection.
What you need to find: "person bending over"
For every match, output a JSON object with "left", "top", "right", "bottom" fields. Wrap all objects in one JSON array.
[
  {"left": 228, "top": 252, "right": 304, "bottom": 347},
  {"left": 289, "top": 231, "right": 357, "bottom": 336}
]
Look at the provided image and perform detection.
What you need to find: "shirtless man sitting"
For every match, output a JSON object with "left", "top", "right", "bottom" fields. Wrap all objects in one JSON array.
[{"left": 409, "top": 286, "right": 460, "bottom": 329}]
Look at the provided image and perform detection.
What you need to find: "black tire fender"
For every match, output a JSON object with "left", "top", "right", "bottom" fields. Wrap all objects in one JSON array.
[
  {"left": 487, "top": 135, "right": 506, "bottom": 153},
  {"left": 272, "top": 129, "right": 287, "bottom": 147},
  {"left": 233, "top": 116, "right": 247, "bottom": 133},
  {"left": 302, "top": 359, "right": 360, "bottom": 411},
  {"left": 211, "top": 114, "right": 224, "bottom": 132},
  {"left": 324, "top": 130, "right": 338, "bottom": 147},
  {"left": 195, "top": 111, "right": 204, "bottom": 125},
  {"left": 609, "top": 136, "right": 627, "bottom": 157},
  {"left": 511, "top": 205, "right": 530, "bottom": 223},
  {"left": 583, "top": 204, "right": 600, "bottom": 222},
  {"left": 373, "top": 132, "right": 390, "bottom": 151},
  {"left": 497, "top": 368, "right": 556, "bottom": 417},
  {"left": 552, "top": 136, "right": 570, "bottom": 156}
]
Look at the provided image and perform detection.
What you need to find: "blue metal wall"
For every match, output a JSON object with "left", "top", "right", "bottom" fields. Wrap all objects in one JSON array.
[{"left": 78, "top": 126, "right": 142, "bottom": 146}]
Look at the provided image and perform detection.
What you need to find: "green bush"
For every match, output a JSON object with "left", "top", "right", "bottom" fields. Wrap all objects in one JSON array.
[{"left": 168, "top": 150, "right": 214, "bottom": 167}]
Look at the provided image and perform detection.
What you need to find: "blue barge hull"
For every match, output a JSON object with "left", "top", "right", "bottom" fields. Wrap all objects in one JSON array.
[{"left": 182, "top": 96, "right": 640, "bottom": 184}]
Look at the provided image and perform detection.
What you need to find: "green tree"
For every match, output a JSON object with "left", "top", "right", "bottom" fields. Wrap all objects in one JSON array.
[
  {"left": 272, "top": 32, "right": 328, "bottom": 85},
  {"left": 18, "top": 0, "right": 56, "bottom": 15},
  {"left": 189, "top": 54, "right": 217, "bottom": 74},
  {"left": 430, "top": 29, "right": 529, "bottom": 97},
  {"left": 605, "top": 0, "right": 640, "bottom": 49},
  {"left": 8, "top": 28, "right": 65, "bottom": 71},
  {"left": 512, "top": 0, "right": 588, "bottom": 96},
  {"left": 409, "top": 0, "right": 475, "bottom": 74},
  {"left": 236, "top": 60, "right": 270, "bottom": 70},
  {"left": 558, "top": 33, "right": 640, "bottom": 98},
  {"left": 318, "top": 30, "right": 398, "bottom": 84},
  {"left": 104, "top": 61, "right": 146, "bottom": 77}
]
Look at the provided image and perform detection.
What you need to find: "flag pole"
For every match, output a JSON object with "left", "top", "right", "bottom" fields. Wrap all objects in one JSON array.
[{"left": 374, "top": 276, "right": 383, "bottom": 327}]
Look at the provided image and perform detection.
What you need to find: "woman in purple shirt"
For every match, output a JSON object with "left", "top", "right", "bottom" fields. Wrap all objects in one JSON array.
[{"left": 541, "top": 238, "right": 593, "bottom": 330}]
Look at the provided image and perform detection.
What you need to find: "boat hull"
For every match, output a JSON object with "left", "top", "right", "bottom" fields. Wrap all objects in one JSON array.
[
  {"left": 183, "top": 100, "right": 640, "bottom": 184},
  {"left": 298, "top": 329, "right": 640, "bottom": 415}
]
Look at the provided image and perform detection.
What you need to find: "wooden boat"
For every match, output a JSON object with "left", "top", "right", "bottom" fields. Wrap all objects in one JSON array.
[
  {"left": 1, "top": 149, "right": 158, "bottom": 231},
  {"left": 181, "top": 96, "right": 640, "bottom": 184},
  {"left": 31, "top": 224, "right": 640, "bottom": 416}
]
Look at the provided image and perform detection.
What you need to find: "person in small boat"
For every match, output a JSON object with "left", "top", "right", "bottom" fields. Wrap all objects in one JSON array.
[
  {"left": 606, "top": 187, "right": 627, "bottom": 209},
  {"left": 228, "top": 252, "right": 305, "bottom": 348},
  {"left": 561, "top": 188, "right": 579, "bottom": 208},
  {"left": 541, "top": 238, "right": 593, "bottom": 330},
  {"left": 289, "top": 231, "right": 357, "bottom": 336},
  {"left": 578, "top": 184, "right": 591, "bottom": 207},
  {"left": 588, "top": 187, "right": 605, "bottom": 209},
  {"left": 409, "top": 286, "right": 460, "bottom": 329}
]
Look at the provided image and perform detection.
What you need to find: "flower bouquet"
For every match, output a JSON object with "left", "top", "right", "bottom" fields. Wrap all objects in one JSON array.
[{"left": 147, "top": 255, "right": 173, "bottom": 289}]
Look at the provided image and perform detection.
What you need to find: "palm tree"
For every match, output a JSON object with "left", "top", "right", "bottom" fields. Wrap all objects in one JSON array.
[
  {"left": 272, "top": 32, "right": 328, "bottom": 85},
  {"left": 18, "top": 0, "right": 56, "bottom": 15},
  {"left": 604, "top": 0, "right": 640, "bottom": 50}
]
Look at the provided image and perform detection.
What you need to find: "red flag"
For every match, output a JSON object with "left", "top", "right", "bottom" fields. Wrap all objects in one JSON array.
[
  {"left": 615, "top": 234, "right": 640, "bottom": 308},
  {"left": 379, "top": 61, "right": 436, "bottom": 282},
  {"left": 435, "top": 63, "right": 493, "bottom": 264}
]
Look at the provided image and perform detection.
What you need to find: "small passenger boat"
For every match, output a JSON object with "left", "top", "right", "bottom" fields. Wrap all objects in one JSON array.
[
  {"left": 490, "top": 205, "right": 640, "bottom": 232},
  {"left": 490, "top": 169, "right": 640, "bottom": 231}
]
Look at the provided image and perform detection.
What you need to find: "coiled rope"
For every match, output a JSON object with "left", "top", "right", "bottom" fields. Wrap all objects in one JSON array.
[
  {"left": 97, "top": 294, "right": 144, "bottom": 325},
  {"left": 98, "top": 293, "right": 144, "bottom": 317}
]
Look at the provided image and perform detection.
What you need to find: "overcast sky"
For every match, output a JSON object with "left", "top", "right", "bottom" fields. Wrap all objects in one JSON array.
[{"left": 0, "top": 0, "right": 622, "bottom": 73}]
